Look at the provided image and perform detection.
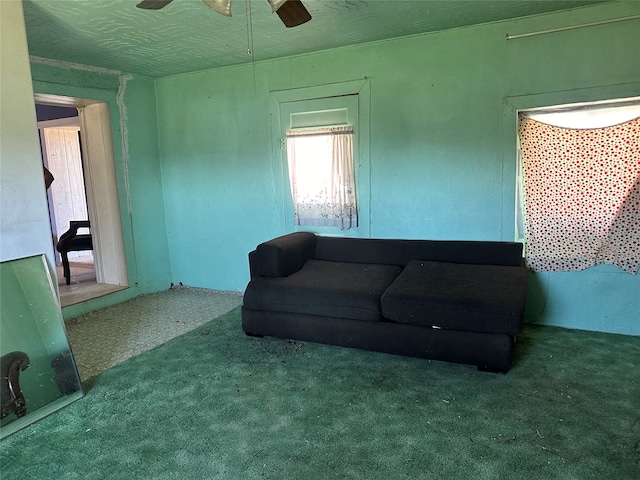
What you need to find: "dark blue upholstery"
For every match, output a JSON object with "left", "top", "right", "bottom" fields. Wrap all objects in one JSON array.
[
  {"left": 381, "top": 260, "right": 528, "bottom": 335},
  {"left": 243, "top": 233, "right": 528, "bottom": 372}
]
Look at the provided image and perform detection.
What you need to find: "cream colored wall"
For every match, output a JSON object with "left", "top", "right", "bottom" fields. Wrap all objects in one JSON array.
[
  {"left": 41, "top": 126, "right": 88, "bottom": 249},
  {"left": 0, "top": 0, "right": 54, "bottom": 264}
]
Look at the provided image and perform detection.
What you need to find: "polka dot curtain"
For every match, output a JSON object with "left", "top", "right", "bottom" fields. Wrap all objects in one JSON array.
[{"left": 518, "top": 114, "right": 640, "bottom": 274}]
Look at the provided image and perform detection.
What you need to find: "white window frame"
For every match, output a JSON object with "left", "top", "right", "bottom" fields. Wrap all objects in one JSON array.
[
  {"left": 270, "top": 79, "right": 371, "bottom": 237},
  {"left": 501, "top": 82, "right": 640, "bottom": 244}
]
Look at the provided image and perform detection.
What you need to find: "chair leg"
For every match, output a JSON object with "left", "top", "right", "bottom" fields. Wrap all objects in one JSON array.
[{"left": 61, "top": 252, "right": 71, "bottom": 285}]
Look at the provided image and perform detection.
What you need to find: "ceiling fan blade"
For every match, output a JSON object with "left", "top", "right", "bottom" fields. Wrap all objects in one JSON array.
[
  {"left": 271, "top": 0, "right": 311, "bottom": 28},
  {"left": 136, "top": 0, "right": 174, "bottom": 9},
  {"left": 268, "top": 0, "right": 287, "bottom": 12},
  {"left": 202, "top": 0, "right": 232, "bottom": 17}
]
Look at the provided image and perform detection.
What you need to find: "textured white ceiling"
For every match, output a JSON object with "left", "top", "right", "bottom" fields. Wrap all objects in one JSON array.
[{"left": 23, "top": 0, "right": 607, "bottom": 77}]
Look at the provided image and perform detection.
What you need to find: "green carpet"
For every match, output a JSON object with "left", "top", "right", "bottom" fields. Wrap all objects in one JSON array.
[{"left": 1, "top": 307, "right": 639, "bottom": 479}]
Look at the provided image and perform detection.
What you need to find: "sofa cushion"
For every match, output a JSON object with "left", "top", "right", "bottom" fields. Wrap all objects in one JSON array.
[
  {"left": 380, "top": 260, "right": 528, "bottom": 335},
  {"left": 243, "top": 259, "right": 403, "bottom": 322}
]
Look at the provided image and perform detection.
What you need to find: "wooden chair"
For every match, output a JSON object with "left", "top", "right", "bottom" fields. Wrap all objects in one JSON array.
[
  {"left": 56, "top": 220, "right": 93, "bottom": 285},
  {"left": 1, "top": 351, "right": 30, "bottom": 420}
]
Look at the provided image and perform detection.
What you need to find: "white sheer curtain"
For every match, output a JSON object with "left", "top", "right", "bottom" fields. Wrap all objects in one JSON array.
[{"left": 287, "top": 126, "right": 358, "bottom": 229}]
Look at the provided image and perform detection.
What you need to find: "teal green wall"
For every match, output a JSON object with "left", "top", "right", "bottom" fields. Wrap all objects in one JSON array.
[
  {"left": 21, "top": 2, "right": 639, "bottom": 334},
  {"left": 29, "top": 62, "right": 172, "bottom": 309},
  {"left": 156, "top": 2, "right": 640, "bottom": 335}
]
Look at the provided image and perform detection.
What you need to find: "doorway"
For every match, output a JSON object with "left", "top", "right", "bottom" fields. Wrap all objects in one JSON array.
[
  {"left": 37, "top": 105, "right": 95, "bottom": 289},
  {"left": 34, "top": 94, "right": 129, "bottom": 306}
]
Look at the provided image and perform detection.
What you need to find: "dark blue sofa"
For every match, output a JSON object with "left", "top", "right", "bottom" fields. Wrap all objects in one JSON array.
[{"left": 242, "top": 232, "right": 528, "bottom": 372}]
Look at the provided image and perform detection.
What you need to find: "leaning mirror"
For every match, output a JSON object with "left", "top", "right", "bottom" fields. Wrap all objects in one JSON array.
[{"left": 1, "top": 254, "right": 83, "bottom": 439}]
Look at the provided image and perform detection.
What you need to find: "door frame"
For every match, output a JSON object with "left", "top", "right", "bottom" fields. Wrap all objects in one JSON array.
[{"left": 34, "top": 93, "right": 128, "bottom": 288}]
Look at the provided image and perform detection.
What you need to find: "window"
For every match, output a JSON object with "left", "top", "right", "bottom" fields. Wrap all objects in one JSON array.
[
  {"left": 517, "top": 99, "right": 640, "bottom": 274},
  {"left": 286, "top": 125, "right": 357, "bottom": 229},
  {"left": 274, "top": 88, "right": 368, "bottom": 236}
]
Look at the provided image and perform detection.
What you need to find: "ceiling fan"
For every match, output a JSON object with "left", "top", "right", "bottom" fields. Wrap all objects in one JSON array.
[{"left": 136, "top": 0, "right": 312, "bottom": 28}]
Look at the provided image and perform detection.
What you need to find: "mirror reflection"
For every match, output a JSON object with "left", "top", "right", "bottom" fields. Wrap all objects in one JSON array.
[{"left": 1, "top": 255, "right": 83, "bottom": 439}]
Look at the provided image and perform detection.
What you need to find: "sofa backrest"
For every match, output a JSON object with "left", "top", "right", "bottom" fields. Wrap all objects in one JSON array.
[
  {"left": 250, "top": 233, "right": 524, "bottom": 279},
  {"left": 314, "top": 236, "right": 524, "bottom": 267}
]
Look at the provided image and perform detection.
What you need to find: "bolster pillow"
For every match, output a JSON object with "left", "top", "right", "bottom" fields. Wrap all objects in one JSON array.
[{"left": 254, "top": 232, "right": 317, "bottom": 277}]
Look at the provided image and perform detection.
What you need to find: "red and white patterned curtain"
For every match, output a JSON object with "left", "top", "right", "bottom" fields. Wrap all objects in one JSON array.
[{"left": 518, "top": 114, "right": 640, "bottom": 274}]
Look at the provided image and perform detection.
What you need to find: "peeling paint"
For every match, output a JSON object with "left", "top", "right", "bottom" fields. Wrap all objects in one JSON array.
[
  {"left": 116, "top": 74, "right": 134, "bottom": 214},
  {"left": 29, "top": 55, "right": 122, "bottom": 76}
]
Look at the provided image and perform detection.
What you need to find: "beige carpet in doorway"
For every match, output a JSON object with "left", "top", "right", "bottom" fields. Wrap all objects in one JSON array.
[{"left": 64, "top": 286, "right": 243, "bottom": 381}]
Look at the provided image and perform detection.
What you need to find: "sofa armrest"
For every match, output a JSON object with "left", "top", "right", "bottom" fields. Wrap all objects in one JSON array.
[{"left": 251, "top": 232, "right": 317, "bottom": 278}]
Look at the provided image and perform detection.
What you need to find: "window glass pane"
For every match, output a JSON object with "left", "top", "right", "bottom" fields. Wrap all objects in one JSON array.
[
  {"left": 286, "top": 128, "right": 357, "bottom": 230},
  {"left": 289, "top": 134, "right": 332, "bottom": 200},
  {"left": 290, "top": 108, "right": 349, "bottom": 129}
]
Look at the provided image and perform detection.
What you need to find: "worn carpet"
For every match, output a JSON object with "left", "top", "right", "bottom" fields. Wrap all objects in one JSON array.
[
  {"left": 65, "top": 286, "right": 243, "bottom": 380},
  {"left": 1, "top": 304, "right": 639, "bottom": 479}
]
